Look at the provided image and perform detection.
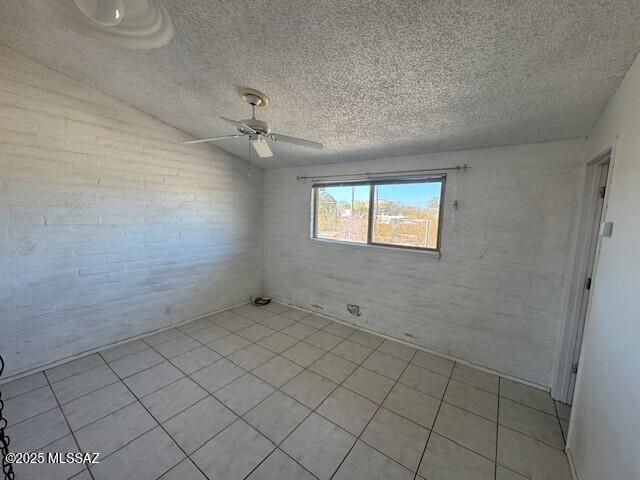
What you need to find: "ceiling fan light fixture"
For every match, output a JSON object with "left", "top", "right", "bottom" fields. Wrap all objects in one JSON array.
[
  {"left": 184, "top": 88, "right": 323, "bottom": 159},
  {"left": 251, "top": 137, "right": 273, "bottom": 158},
  {"left": 32, "top": 0, "right": 174, "bottom": 49}
]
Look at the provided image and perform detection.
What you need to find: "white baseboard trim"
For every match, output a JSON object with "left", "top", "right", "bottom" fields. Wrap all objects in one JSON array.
[
  {"left": 566, "top": 446, "right": 580, "bottom": 480},
  {"left": 0, "top": 299, "right": 250, "bottom": 385},
  {"left": 270, "top": 295, "right": 550, "bottom": 392}
]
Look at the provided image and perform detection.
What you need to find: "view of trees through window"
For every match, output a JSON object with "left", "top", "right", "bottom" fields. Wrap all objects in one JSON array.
[
  {"left": 372, "top": 182, "right": 442, "bottom": 249},
  {"left": 314, "top": 179, "right": 443, "bottom": 250},
  {"left": 315, "top": 184, "right": 370, "bottom": 243}
]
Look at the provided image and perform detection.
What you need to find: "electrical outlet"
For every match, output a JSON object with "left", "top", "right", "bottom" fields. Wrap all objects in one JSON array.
[{"left": 347, "top": 304, "right": 361, "bottom": 317}]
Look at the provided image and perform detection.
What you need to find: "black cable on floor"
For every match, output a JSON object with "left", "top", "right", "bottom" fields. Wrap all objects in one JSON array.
[
  {"left": 253, "top": 297, "right": 271, "bottom": 306},
  {"left": 0, "top": 354, "right": 16, "bottom": 480}
]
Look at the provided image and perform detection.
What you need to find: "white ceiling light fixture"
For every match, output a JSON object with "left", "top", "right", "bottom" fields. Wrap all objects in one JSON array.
[
  {"left": 184, "top": 89, "right": 324, "bottom": 159},
  {"left": 73, "top": 0, "right": 124, "bottom": 26},
  {"left": 31, "top": 0, "right": 173, "bottom": 49},
  {"left": 251, "top": 136, "right": 273, "bottom": 158}
]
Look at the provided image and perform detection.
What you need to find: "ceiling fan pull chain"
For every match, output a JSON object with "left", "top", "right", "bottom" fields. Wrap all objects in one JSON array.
[{"left": 248, "top": 134, "right": 253, "bottom": 175}]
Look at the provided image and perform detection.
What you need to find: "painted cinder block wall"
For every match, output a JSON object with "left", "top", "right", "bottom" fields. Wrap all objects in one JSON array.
[
  {"left": 0, "top": 47, "right": 264, "bottom": 378},
  {"left": 264, "top": 140, "right": 584, "bottom": 387}
]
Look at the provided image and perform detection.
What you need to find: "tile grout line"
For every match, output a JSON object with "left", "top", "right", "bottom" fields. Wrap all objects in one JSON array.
[
  {"left": 37, "top": 311, "right": 311, "bottom": 467},
  {"left": 26, "top": 332, "right": 478, "bottom": 474},
  {"left": 143, "top": 336, "right": 320, "bottom": 480},
  {"left": 72, "top": 413, "right": 158, "bottom": 467},
  {"left": 236, "top": 327, "right": 453, "bottom": 479},
  {"left": 95, "top": 351, "right": 213, "bottom": 480},
  {"left": 77, "top": 391, "right": 215, "bottom": 469},
  {"left": 141, "top": 317, "right": 322, "bottom": 474},
  {"left": 57, "top": 314, "right": 280, "bottom": 468},
  {"left": 220, "top": 308, "right": 563, "bottom": 419},
  {"left": 244, "top": 312, "right": 450, "bottom": 393},
  {"left": 56, "top": 377, "right": 122, "bottom": 406},
  {"left": 5, "top": 304, "right": 546, "bottom": 398},
  {"left": 45, "top": 360, "right": 108, "bottom": 385},
  {"left": 48, "top": 323, "right": 270, "bottom": 408},
  {"left": 41, "top": 333, "right": 211, "bottom": 407},
  {"left": 328, "top": 346, "right": 421, "bottom": 479},
  {"left": 498, "top": 394, "right": 566, "bottom": 419},
  {"left": 5, "top": 336, "right": 402, "bottom": 434},
  {"left": 1, "top": 311, "right": 338, "bottom": 401},
  {"left": 9, "top": 306, "right": 565, "bottom": 474},
  {"left": 432, "top": 378, "right": 564, "bottom": 462},
  {"left": 4, "top": 307, "right": 376, "bottom": 473},
  {"left": 8, "top": 305, "right": 566, "bottom": 478},
  {"left": 553, "top": 399, "right": 568, "bottom": 446},
  {"left": 47, "top": 353, "right": 175, "bottom": 411},
  {"left": 57, "top": 394, "right": 137, "bottom": 445},
  {"left": 499, "top": 422, "right": 566, "bottom": 451},
  {"left": 412, "top": 360, "right": 456, "bottom": 480},
  {"left": 79, "top": 349, "right": 494, "bottom": 472},
  {"left": 6, "top": 410, "right": 71, "bottom": 453},
  {"left": 237, "top": 332, "right": 382, "bottom": 479},
  {"left": 495, "top": 376, "right": 501, "bottom": 480},
  {"left": 168, "top": 317, "right": 533, "bottom": 462},
  {"left": 10, "top": 305, "right": 226, "bottom": 386},
  {"left": 265, "top": 355, "right": 458, "bottom": 478},
  {"left": 243, "top": 335, "right": 385, "bottom": 480},
  {"left": 67, "top": 378, "right": 240, "bottom": 472},
  {"left": 42, "top": 360, "right": 471, "bottom": 480},
  {"left": 43, "top": 370, "right": 97, "bottom": 480},
  {"left": 5, "top": 308, "right": 406, "bottom": 411},
  {"left": 237, "top": 327, "right": 393, "bottom": 478}
]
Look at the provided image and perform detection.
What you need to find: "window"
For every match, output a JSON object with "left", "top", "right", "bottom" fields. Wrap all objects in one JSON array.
[
  {"left": 312, "top": 178, "right": 445, "bottom": 251},
  {"left": 314, "top": 184, "right": 370, "bottom": 243}
]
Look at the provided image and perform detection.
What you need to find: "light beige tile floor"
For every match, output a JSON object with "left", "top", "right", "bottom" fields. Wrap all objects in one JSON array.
[{"left": 1, "top": 302, "right": 573, "bottom": 480}]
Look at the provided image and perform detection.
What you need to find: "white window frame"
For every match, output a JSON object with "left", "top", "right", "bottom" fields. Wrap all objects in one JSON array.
[{"left": 311, "top": 177, "right": 446, "bottom": 253}]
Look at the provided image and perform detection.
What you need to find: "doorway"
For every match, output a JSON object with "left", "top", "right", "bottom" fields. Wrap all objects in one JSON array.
[{"left": 565, "top": 153, "right": 611, "bottom": 403}]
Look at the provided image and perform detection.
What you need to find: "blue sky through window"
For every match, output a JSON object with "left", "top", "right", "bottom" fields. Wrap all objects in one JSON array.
[
  {"left": 322, "top": 182, "right": 441, "bottom": 208},
  {"left": 376, "top": 182, "right": 441, "bottom": 207},
  {"left": 320, "top": 185, "right": 369, "bottom": 205}
]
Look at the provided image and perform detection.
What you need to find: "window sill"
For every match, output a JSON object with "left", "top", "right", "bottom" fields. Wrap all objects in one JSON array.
[{"left": 309, "top": 237, "right": 442, "bottom": 259}]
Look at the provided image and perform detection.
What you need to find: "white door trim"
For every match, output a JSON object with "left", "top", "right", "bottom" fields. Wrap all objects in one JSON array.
[{"left": 551, "top": 139, "right": 617, "bottom": 403}]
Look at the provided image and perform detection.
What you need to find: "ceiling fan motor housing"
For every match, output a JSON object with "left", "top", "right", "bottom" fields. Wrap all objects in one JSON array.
[
  {"left": 183, "top": 87, "right": 322, "bottom": 155},
  {"left": 239, "top": 118, "right": 270, "bottom": 135}
]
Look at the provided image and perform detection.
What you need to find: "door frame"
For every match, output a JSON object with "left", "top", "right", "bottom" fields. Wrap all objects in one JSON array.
[{"left": 552, "top": 141, "right": 616, "bottom": 404}]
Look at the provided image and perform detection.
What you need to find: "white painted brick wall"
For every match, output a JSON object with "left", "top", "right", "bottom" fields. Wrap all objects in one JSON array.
[
  {"left": 264, "top": 140, "right": 584, "bottom": 386},
  {"left": 0, "top": 47, "right": 264, "bottom": 378}
]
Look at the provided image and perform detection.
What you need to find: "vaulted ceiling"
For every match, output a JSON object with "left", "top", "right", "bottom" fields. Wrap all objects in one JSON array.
[{"left": 2, "top": 0, "right": 640, "bottom": 168}]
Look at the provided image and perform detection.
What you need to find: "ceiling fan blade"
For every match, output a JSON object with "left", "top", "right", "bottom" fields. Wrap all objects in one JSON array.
[
  {"left": 251, "top": 138, "right": 273, "bottom": 158},
  {"left": 220, "top": 116, "right": 257, "bottom": 134},
  {"left": 270, "top": 133, "right": 323, "bottom": 150},
  {"left": 183, "top": 134, "right": 244, "bottom": 145}
]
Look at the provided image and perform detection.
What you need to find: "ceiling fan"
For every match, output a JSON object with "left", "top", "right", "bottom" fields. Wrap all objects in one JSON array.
[{"left": 183, "top": 89, "right": 323, "bottom": 158}]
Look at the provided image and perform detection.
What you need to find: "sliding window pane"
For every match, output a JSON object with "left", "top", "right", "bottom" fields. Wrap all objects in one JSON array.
[
  {"left": 372, "top": 181, "right": 442, "bottom": 249},
  {"left": 315, "top": 185, "right": 370, "bottom": 243}
]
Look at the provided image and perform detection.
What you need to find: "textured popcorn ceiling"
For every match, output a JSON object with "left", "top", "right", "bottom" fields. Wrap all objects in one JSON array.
[{"left": 1, "top": 1, "right": 640, "bottom": 168}]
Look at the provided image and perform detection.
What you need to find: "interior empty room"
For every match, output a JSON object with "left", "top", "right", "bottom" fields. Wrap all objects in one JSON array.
[{"left": 0, "top": 1, "right": 639, "bottom": 480}]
